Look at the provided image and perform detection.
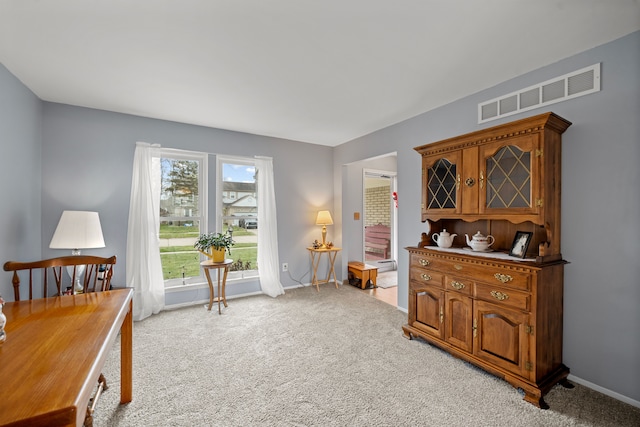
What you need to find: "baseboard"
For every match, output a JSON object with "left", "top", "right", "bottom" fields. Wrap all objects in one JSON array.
[
  {"left": 164, "top": 283, "right": 313, "bottom": 311},
  {"left": 568, "top": 374, "right": 640, "bottom": 409}
]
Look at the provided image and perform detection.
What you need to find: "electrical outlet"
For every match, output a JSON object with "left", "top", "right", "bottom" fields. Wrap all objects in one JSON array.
[{"left": 282, "top": 263, "right": 288, "bottom": 272}]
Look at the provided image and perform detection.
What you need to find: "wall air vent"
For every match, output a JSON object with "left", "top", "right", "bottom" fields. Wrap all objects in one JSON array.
[{"left": 478, "top": 63, "right": 600, "bottom": 123}]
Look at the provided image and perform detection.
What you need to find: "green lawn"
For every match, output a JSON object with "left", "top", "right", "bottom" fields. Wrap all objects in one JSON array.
[
  {"left": 159, "top": 224, "right": 200, "bottom": 238},
  {"left": 160, "top": 241, "right": 257, "bottom": 279},
  {"left": 159, "top": 224, "right": 258, "bottom": 279},
  {"left": 160, "top": 252, "right": 201, "bottom": 279},
  {"left": 159, "top": 224, "right": 253, "bottom": 239}
]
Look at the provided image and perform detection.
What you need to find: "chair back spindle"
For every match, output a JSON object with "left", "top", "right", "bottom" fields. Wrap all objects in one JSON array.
[{"left": 3, "top": 255, "right": 116, "bottom": 301}]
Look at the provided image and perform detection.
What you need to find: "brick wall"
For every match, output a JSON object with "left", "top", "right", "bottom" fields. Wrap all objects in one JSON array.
[{"left": 365, "top": 185, "right": 391, "bottom": 227}]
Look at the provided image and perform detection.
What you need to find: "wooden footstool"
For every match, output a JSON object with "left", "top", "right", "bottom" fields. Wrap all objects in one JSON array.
[{"left": 348, "top": 261, "right": 378, "bottom": 289}]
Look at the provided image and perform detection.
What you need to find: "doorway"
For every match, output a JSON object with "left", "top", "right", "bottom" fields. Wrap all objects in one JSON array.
[{"left": 363, "top": 170, "right": 397, "bottom": 274}]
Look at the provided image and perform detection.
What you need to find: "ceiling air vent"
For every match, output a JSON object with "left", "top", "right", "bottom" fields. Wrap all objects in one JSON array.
[{"left": 478, "top": 63, "right": 600, "bottom": 123}]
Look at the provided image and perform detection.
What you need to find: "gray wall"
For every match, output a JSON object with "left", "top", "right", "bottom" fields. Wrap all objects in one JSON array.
[
  {"left": 334, "top": 32, "right": 640, "bottom": 404},
  {"left": 0, "top": 64, "right": 42, "bottom": 299}
]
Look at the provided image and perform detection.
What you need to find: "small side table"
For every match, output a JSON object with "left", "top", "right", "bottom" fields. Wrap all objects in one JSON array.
[
  {"left": 200, "top": 259, "right": 232, "bottom": 314},
  {"left": 307, "top": 247, "right": 341, "bottom": 291}
]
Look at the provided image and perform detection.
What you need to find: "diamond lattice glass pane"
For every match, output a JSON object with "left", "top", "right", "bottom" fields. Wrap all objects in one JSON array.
[
  {"left": 486, "top": 146, "right": 530, "bottom": 208},
  {"left": 427, "top": 159, "right": 456, "bottom": 209}
]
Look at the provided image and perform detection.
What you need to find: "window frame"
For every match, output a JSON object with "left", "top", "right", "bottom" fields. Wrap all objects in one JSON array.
[
  {"left": 217, "top": 155, "right": 259, "bottom": 280},
  {"left": 159, "top": 148, "right": 208, "bottom": 288}
]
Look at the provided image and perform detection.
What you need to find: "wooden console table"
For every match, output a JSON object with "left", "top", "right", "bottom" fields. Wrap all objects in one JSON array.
[
  {"left": 0, "top": 288, "right": 133, "bottom": 427},
  {"left": 201, "top": 259, "right": 232, "bottom": 314},
  {"left": 307, "top": 247, "right": 341, "bottom": 291}
]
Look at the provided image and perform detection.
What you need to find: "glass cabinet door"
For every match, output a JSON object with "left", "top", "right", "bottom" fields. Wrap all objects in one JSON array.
[
  {"left": 423, "top": 152, "right": 461, "bottom": 217},
  {"left": 480, "top": 135, "right": 539, "bottom": 215}
]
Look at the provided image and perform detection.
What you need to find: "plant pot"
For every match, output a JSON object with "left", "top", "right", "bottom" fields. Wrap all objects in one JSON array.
[
  {"left": 198, "top": 248, "right": 226, "bottom": 263},
  {"left": 211, "top": 248, "right": 225, "bottom": 263}
]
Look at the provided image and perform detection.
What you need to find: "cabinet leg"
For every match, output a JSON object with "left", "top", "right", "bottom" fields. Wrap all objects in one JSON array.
[
  {"left": 523, "top": 391, "right": 549, "bottom": 410},
  {"left": 401, "top": 326, "right": 414, "bottom": 340}
]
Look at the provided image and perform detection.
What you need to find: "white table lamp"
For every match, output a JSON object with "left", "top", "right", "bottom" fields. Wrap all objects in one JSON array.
[
  {"left": 49, "top": 211, "right": 105, "bottom": 292},
  {"left": 315, "top": 210, "right": 333, "bottom": 248}
]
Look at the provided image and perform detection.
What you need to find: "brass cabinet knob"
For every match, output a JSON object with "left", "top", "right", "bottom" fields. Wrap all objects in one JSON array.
[
  {"left": 490, "top": 290, "right": 509, "bottom": 301},
  {"left": 494, "top": 273, "right": 513, "bottom": 283},
  {"left": 450, "top": 281, "right": 465, "bottom": 290}
]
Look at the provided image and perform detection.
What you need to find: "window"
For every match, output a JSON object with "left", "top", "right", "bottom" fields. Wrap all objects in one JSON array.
[
  {"left": 218, "top": 156, "right": 259, "bottom": 279},
  {"left": 158, "top": 149, "right": 207, "bottom": 287}
]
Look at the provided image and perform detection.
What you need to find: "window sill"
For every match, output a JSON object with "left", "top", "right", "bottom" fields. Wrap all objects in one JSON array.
[{"left": 165, "top": 275, "right": 259, "bottom": 293}]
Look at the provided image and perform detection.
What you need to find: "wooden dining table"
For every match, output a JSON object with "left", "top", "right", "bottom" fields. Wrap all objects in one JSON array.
[{"left": 0, "top": 288, "right": 133, "bottom": 427}]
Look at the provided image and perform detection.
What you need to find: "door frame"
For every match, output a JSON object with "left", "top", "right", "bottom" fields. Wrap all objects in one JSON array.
[{"left": 363, "top": 168, "right": 397, "bottom": 272}]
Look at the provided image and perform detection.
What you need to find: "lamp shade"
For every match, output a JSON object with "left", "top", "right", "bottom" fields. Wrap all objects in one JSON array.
[
  {"left": 315, "top": 210, "right": 333, "bottom": 226},
  {"left": 49, "top": 211, "right": 105, "bottom": 250}
]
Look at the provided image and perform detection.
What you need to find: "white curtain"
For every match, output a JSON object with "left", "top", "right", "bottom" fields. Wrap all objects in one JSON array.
[
  {"left": 126, "top": 142, "right": 165, "bottom": 321},
  {"left": 255, "top": 156, "right": 285, "bottom": 297}
]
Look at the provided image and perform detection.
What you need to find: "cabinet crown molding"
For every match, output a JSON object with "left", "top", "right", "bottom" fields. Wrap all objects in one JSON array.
[{"left": 414, "top": 112, "right": 571, "bottom": 156}]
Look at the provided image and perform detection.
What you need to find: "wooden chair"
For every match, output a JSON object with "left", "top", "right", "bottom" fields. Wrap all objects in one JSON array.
[
  {"left": 3, "top": 255, "right": 116, "bottom": 301},
  {"left": 3, "top": 255, "right": 116, "bottom": 426}
]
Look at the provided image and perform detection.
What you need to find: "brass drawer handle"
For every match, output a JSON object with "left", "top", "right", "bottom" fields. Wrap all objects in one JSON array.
[
  {"left": 454, "top": 264, "right": 463, "bottom": 271},
  {"left": 421, "top": 273, "right": 432, "bottom": 281},
  {"left": 494, "top": 273, "right": 513, "bottom": 283},
  {"left": 439, "top": 307, "right": 444, "bottom": 324},
  {"left": 450, "top": 281, "right": 465, "bottom": 290},
  {"left": 490, "top": 290, "right": 509, "bottom": 301},
  {"left": 419, "top": 259, "right": 430, "bottom": 266}
]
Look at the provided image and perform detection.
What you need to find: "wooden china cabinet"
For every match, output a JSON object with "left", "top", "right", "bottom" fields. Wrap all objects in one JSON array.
[{"left": 403, "top": 112, "right": 572, "bottom": 409}]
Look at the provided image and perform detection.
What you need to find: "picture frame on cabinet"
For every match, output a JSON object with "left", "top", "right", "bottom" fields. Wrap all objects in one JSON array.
[{"left": 510, "top": 231, "right": 532, "bottom": 258}]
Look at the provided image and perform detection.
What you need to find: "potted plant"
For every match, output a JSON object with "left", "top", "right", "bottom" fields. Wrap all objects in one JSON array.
[{"left": 194, "top": 232, "right": 234, "bottom": 263}]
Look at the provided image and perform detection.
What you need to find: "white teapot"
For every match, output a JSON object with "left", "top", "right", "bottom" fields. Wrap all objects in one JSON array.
[
  {"left": 432, "top": 229, "right": 457, "bottom": 248},
  {"left": 465, "top": 231, "right": 495, "bottom": 251}
]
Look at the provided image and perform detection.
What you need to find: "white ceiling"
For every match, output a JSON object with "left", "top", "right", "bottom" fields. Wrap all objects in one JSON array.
[{"left": 1, "top": 1, "right": 639, "bottom": 146}]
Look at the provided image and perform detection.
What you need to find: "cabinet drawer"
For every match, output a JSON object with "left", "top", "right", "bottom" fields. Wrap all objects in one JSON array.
[
  {"left": 475, "top": 283, "right": 530, "bottom": 311},
  {"left": 410, "top": 270, "right": 443, "bottom": 288},
  {"left": 444, "top": 276, "right": 472, "bottom": 295},
  {"left": 410, "top": 253, "right": 451, "bottom": 272},
  {"left": 453, "top": 263, "right": 531, "bottom": 291}
]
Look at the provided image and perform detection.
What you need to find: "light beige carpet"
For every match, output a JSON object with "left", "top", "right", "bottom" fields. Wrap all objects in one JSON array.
[{"left": 94, "top": 285, "right": 640, "bottom": 426}]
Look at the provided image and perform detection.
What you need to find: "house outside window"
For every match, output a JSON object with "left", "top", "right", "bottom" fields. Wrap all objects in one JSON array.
[
  {"left": 158, "top": 149, "right": 207, "bottom": 287},
  {"left": 218, "top": 156, "right": 259, "bottom": 279}
]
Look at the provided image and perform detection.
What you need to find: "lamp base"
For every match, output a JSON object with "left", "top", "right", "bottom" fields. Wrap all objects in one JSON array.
[
  {"left": 73, "top": 277, "right": 84, "bottom": 293},
  {"left": 321, "top": 225, "right": 328, "bottom": 248}
]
